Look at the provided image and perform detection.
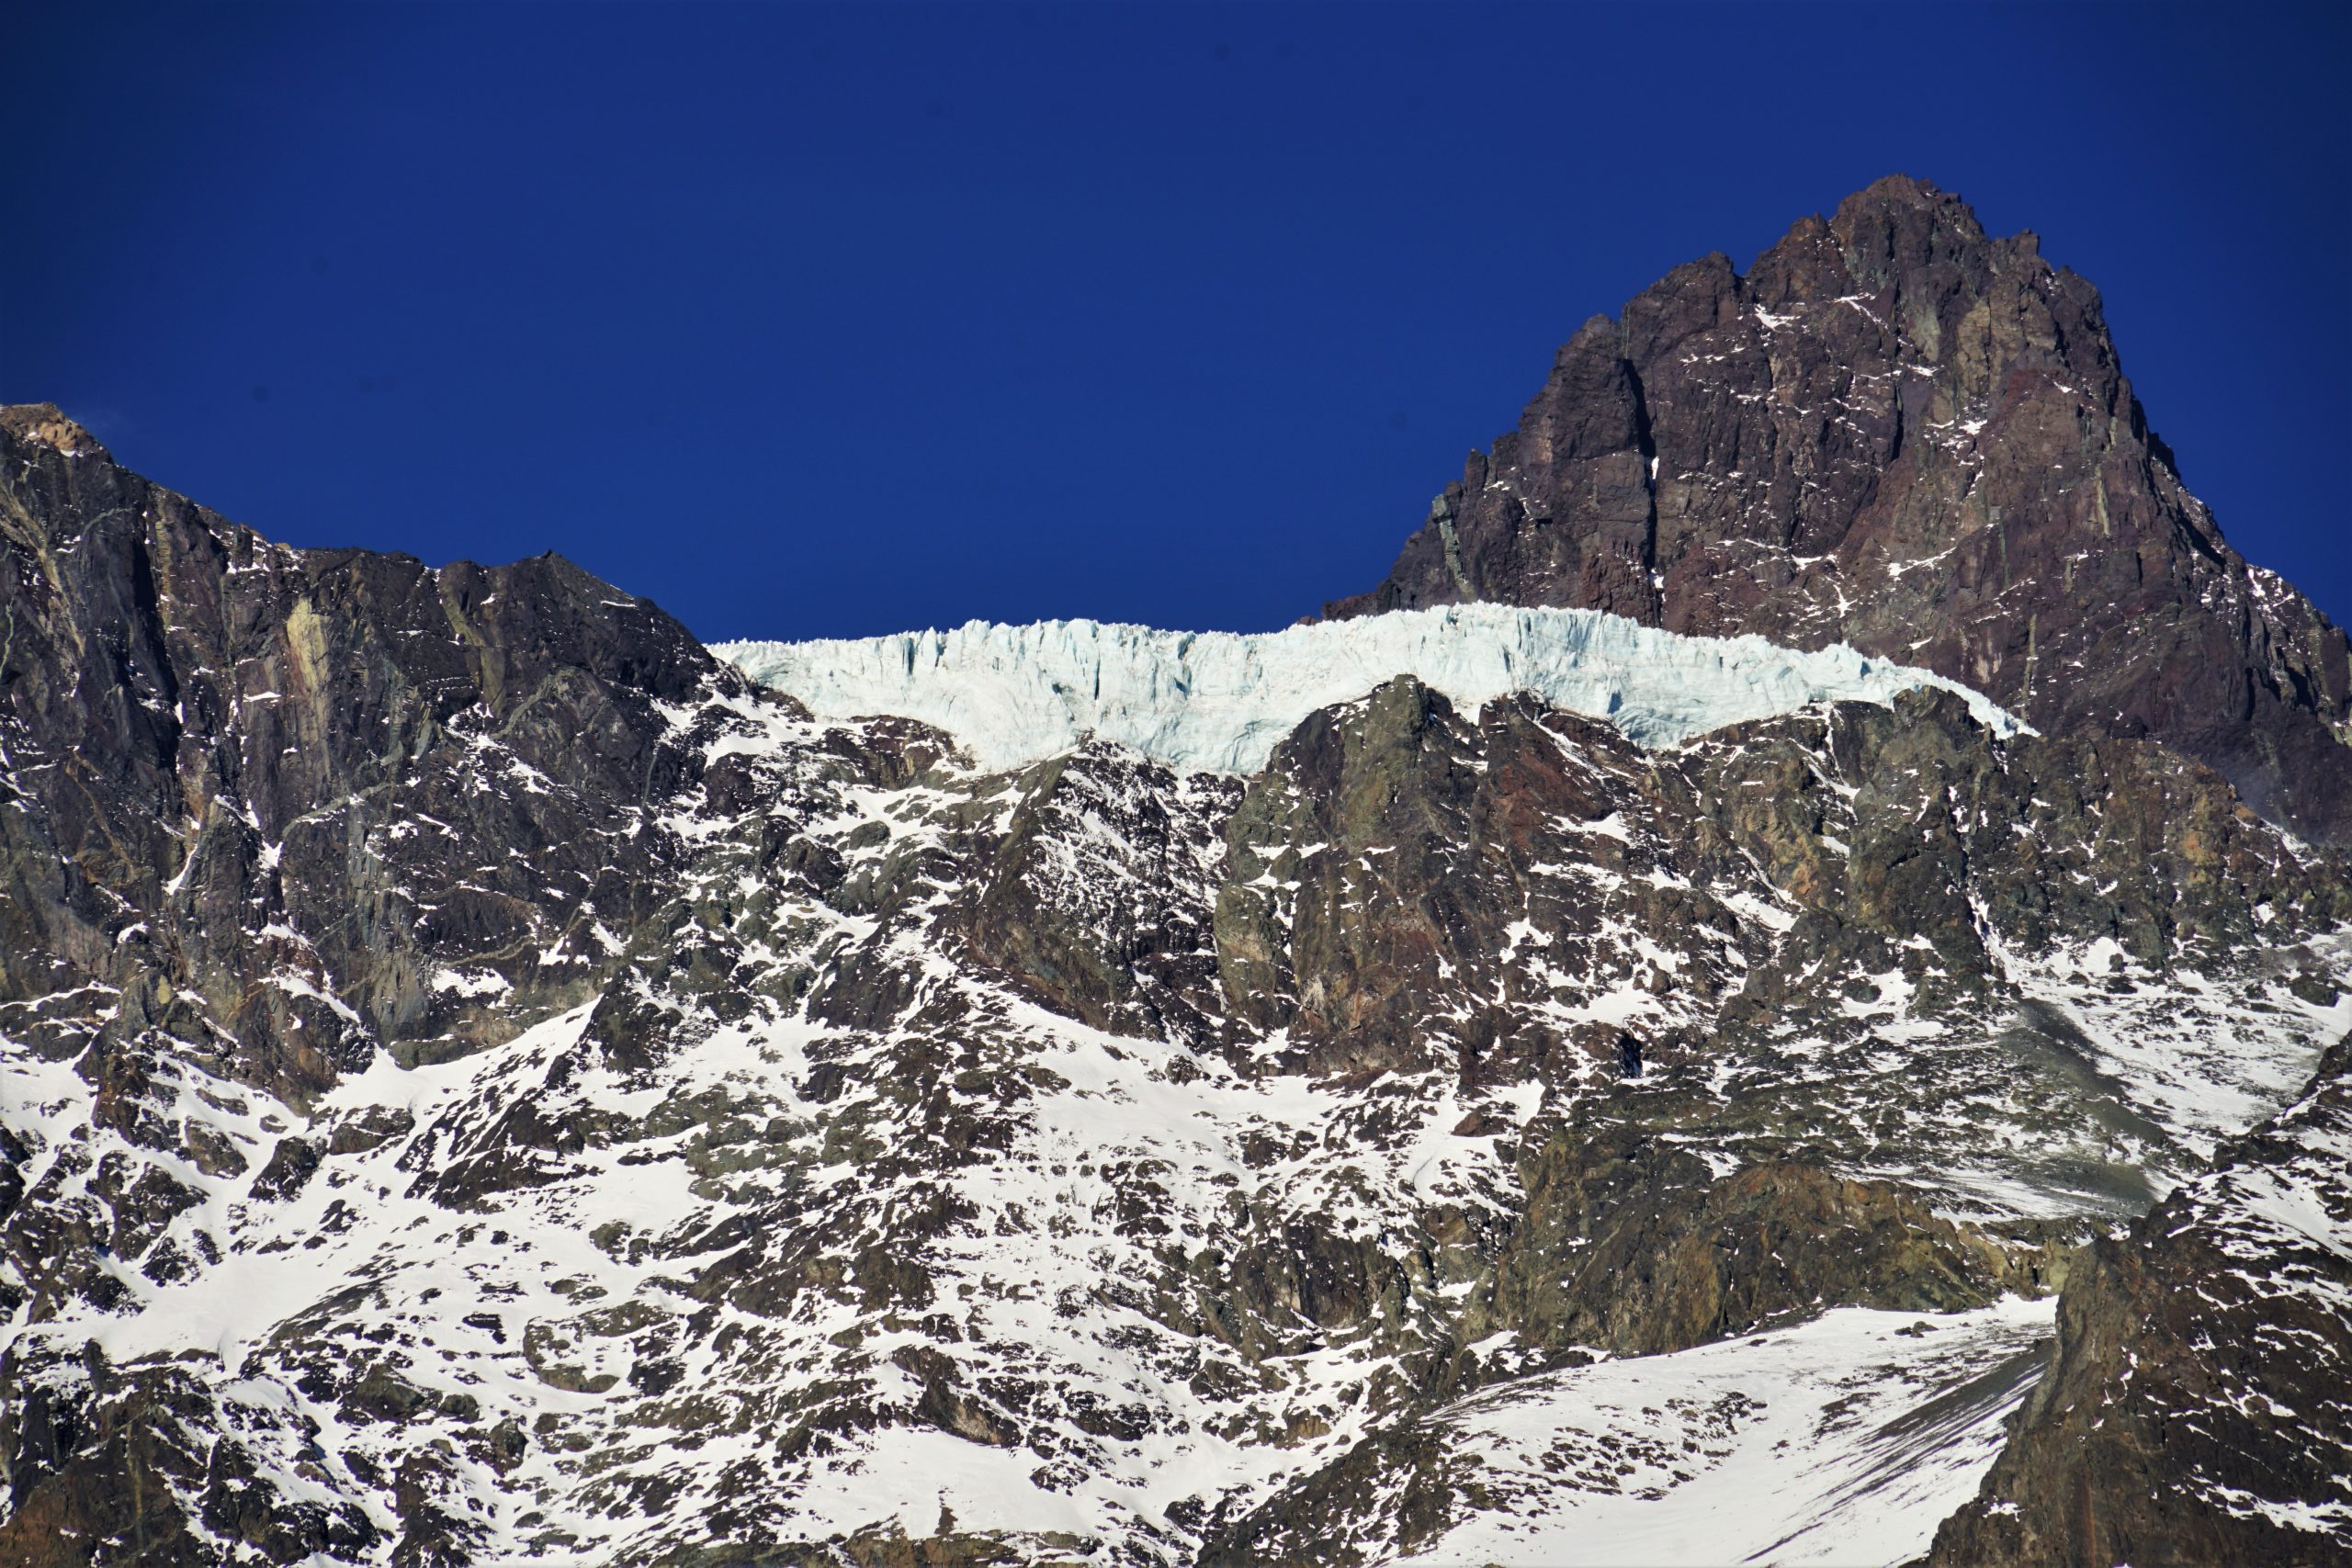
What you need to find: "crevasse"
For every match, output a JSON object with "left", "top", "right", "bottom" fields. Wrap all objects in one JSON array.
[{"left": 715, "top": 604, "right": 2021, "bottom": 775}]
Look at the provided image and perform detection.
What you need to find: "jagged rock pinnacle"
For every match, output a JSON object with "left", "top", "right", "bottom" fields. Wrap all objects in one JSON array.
[{"left": 1324, "top": 176, "right": 2352, "bottom": 844}]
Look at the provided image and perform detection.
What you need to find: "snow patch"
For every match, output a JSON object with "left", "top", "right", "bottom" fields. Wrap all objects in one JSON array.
[{"left": 1396, "top": 1297, "right": 2055, "bottom": 1568}]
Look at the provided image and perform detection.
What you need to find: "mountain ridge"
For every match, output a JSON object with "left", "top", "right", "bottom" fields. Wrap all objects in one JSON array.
[{"left": 4, "top": 175, "right": 2351, "bottom": 1568}]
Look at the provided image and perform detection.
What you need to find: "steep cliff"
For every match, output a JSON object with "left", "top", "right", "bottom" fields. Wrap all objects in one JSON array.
[{"left": 1327, "top": 175, "right": 2352, "bottom": 847}]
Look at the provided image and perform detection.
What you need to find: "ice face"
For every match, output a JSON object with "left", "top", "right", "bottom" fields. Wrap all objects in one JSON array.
[{"left": 717, "top": 604, "right": 2022, "bottom": 775}]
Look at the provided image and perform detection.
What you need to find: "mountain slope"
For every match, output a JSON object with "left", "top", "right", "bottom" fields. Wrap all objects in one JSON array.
[
  {"left": 0, "top": 403, "right": 726, "bottom": 1110},
  {"left": 1326, "top": 175, "right": 2352, "bottom": 848}
]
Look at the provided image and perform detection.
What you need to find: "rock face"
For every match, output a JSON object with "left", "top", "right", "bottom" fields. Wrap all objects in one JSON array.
[
  {"left": 717, "top": 604, "right": 2018, "bottom": 775},
  {"left": 1326, "top": 175, "right": 2352, "bottom": 847},
  {"left": 1928, "top": 1032, "right": 2352, "bottom": 1568},
  {"left": 0, "top": 403, "right": 729, "bottom": 1108},
  {"left": 4, "top": 172, "right": 2352, "bottom": 1568}
]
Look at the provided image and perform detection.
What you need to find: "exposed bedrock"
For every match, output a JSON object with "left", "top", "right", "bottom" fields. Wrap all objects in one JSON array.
[{"left": 1328, "top": 175, "right": 2352, "bottom": 847}]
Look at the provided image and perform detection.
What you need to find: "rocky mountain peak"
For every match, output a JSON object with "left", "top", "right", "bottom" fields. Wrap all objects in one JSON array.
[
  {"left": 1829, "top": 169, "right": 1984, "bottom": 236},
  {"left": 0, "top": 402, "right": 107, "bottom": 461},
  {"left": 1327, "top": 175, "right": 2352, "bottom": 844}
]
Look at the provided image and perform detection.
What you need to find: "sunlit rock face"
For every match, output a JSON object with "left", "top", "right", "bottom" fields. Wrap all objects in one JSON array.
[
  {"left": 1327, "top": 175, "right": 2352, "bottom": 849},
  {"left": 4, "top": 180, "right": 2352, "bottom": 1568}
]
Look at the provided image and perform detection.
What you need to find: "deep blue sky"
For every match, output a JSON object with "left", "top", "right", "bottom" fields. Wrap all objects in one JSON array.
[{"left": 6, "top": 3, "right": 2347, "bottom": 640}]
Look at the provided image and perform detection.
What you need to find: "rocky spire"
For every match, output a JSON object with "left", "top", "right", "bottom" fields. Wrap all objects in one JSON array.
[{"left": 1326, "top": 175, "right": 2352, "bottom": 843}]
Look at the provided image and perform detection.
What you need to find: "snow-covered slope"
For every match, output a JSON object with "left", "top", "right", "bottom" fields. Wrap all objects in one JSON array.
[
  {"left": 717, "top": 604, "right": 2022, "bottom": 774},
  {"left": 1397, "top": 1299, "right": 2055, "bottom": 1567}
]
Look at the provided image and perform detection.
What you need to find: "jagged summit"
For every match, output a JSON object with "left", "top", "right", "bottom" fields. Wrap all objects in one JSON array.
[
  {"left": 1325, "top": 175, "right": 2352, "bottom": 844},
  {"left": 1829, "top": 170, "right": 1982, "bottom": 228}
]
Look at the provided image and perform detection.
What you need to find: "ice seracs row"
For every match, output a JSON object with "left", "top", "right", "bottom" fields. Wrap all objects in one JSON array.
[{"left": 718, "top": 604, "right": 2024, "bottom": 775}]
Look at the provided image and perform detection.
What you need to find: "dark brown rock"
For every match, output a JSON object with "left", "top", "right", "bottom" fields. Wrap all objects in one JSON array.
[
  {"left": 1478, "top": 1141, "right": 2018, "bottom": 1360},
  {"left": 0, "top": 400, "right": 738, "bottom": 1111},
  {"left": 1325, "top": 177, "right": 2352, "bottom": 845}
]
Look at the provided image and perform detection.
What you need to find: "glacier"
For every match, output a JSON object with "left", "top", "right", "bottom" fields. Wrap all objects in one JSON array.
[{"left": 716, "top": 604, "right": 2023, "bottom": 775}]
